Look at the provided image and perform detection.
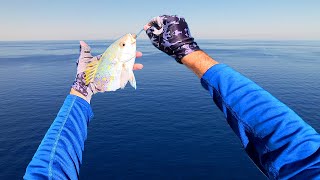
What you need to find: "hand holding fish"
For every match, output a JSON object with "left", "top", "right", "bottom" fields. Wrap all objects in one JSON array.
[
  {"left": 71, "top": 38, "right": 143, "bottom": 103},
  {"left": 144, "top": 15, "right": 200, "bottom": 64}
]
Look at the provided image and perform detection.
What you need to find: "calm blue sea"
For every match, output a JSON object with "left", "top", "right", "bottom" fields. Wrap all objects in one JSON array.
[{"left": 0, "top": 40, "right": 319, "bottom": 179}]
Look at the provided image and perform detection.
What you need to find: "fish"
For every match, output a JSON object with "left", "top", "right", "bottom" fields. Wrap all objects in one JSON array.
[{"left": 85, "top": 33, "right": 137, "bottom": 92}]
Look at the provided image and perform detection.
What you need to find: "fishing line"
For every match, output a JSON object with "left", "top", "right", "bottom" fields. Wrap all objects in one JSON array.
[{"left": 135, "top": 28, "right": 144, "bottom": 38}]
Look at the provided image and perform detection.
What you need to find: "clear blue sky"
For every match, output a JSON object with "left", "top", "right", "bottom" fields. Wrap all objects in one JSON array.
[{"left": 1, "top": 0, "right": 320, "bottom": 40}]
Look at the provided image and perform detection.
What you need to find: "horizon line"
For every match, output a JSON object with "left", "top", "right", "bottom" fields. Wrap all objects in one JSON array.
[{"left": 1, "top": 38, "right": 320, "bottom": 42}]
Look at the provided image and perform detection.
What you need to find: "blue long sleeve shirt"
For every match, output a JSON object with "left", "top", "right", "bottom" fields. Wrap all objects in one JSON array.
[
  {"left": 24, "top": 95, "right": 93, "bottom": 180},
  {"left": 24, "top": 64, "right": 320, "bottom": 179}
]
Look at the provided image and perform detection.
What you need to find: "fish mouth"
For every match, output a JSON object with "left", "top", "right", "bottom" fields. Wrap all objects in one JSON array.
[
  {"left": 131, "top": 33, "right": 137, "bottom": 39},
  {"left": 129, "top": 33, "right": 137, "bottom": 44}
]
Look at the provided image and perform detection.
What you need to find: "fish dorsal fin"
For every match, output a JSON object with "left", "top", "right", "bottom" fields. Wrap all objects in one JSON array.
[{"left": 84, "top": 57, "right": 101, "bottom": 85}]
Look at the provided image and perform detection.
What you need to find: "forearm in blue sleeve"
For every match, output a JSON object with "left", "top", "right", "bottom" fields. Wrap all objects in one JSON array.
[
  {"left": 24, "top": 95, "right": 93, "bottom": 180},
  {"left": 201, "top": 64, "right": 320, "bottom": 179}
]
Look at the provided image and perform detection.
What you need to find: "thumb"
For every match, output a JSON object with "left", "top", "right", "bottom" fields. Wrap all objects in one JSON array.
[{"left": 79, "top": 41, "right": 93, "bottom": 58}]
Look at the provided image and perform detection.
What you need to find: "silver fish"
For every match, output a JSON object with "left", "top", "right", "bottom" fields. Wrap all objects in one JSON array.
[{"left": 85, "top": 33, "right": 137, "bottom": 92}]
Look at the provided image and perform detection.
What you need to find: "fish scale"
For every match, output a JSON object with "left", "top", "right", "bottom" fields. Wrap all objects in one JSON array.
[{"left": 85, "top": 33, "right": 137, "bottom": 92}]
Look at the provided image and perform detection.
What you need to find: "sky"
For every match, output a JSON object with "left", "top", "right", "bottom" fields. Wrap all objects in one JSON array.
[{"left": 1, "top": 0, "right": 320, "bottom": 40}]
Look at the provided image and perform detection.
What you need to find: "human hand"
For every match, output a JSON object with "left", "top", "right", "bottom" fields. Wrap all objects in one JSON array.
[
  {"left": 70, "top": 41, "right": 143, "bottom": 103},
  {"left": 144, "top": 15, "right": 200, "bottom": 64}
]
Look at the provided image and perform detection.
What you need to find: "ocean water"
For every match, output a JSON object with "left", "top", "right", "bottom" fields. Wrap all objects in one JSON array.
[{"left": 0, "top": 40, "right": 319, "bottom": 179}]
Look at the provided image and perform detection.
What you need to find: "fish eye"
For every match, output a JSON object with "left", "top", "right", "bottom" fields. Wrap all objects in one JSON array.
[{"left": 119, "top": 41, "right": 126, "bottom": 47}]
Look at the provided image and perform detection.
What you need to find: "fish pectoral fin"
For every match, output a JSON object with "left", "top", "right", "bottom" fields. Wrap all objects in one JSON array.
[
  {"left": 84, "top": 57, "right": 100, "bottom": 85},
  {"left": 129, "top": 71, "right": 136, "bottom": 89},
  {"left": 120, "top": 66, "right": 129, "bottom": 89}
]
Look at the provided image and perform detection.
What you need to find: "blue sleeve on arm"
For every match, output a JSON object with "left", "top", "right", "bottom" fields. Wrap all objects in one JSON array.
[
  {"left": 24, "top": 95, "right": 93, "bottom": 180},
  {"left": 201, "top": 64, "right": 320, "bottom": 179}
]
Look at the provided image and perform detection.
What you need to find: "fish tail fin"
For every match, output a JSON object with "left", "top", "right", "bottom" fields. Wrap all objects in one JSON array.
[
  {"left": 129, "top": 70, "right": 136, "bottom": 89},
  {"left": 84, "top": 58, "right": 100, "bottom": 85}
]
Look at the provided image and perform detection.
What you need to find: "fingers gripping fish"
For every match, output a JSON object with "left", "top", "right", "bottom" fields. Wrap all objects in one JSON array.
[{"left": 85, "top": 33, "right": 137, "bottom": 92}]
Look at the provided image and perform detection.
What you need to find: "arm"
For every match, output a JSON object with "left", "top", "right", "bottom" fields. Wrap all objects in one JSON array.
[
  {"left": 145, "top": 15, "right": 320, "bottom": 179},
  {"left": 181, "top": 50, "right": 218, "bottom": 78},
  {"left": 24, "top": 94, "right": 93, "bottom": 180},
  {"left": 183, "top": 51, "right": 320, "bottom": 179},
  {"left": 24, "top": 41, "right": 143, "bottom": 179},
  {"left": 24, "top": 41, "right": 96, "bottom": 179}
]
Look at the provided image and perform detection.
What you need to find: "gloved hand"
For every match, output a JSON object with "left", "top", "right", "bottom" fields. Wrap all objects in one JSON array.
[
  {"left": 144, "top": 15, "right": 200, "bottom": 64},
  {"left": 70, "top": 41, "right": 143, "bottom": 103}
]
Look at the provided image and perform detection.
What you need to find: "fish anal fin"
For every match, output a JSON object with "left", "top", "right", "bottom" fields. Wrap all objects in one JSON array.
[
  {"left": 129, "top": 71, "right": 136, "bottom": 89},
  {"left": 120, "top": 66, "right": 129, "bottom": 89}
]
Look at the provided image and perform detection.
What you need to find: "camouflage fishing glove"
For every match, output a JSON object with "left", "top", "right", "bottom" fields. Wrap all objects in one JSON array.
[
  {"left": 145, "top": 15, "right": 200, "bottom": 64},
  {"left": 71, "top": 41, "right": 100, "bottom": 103}
]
